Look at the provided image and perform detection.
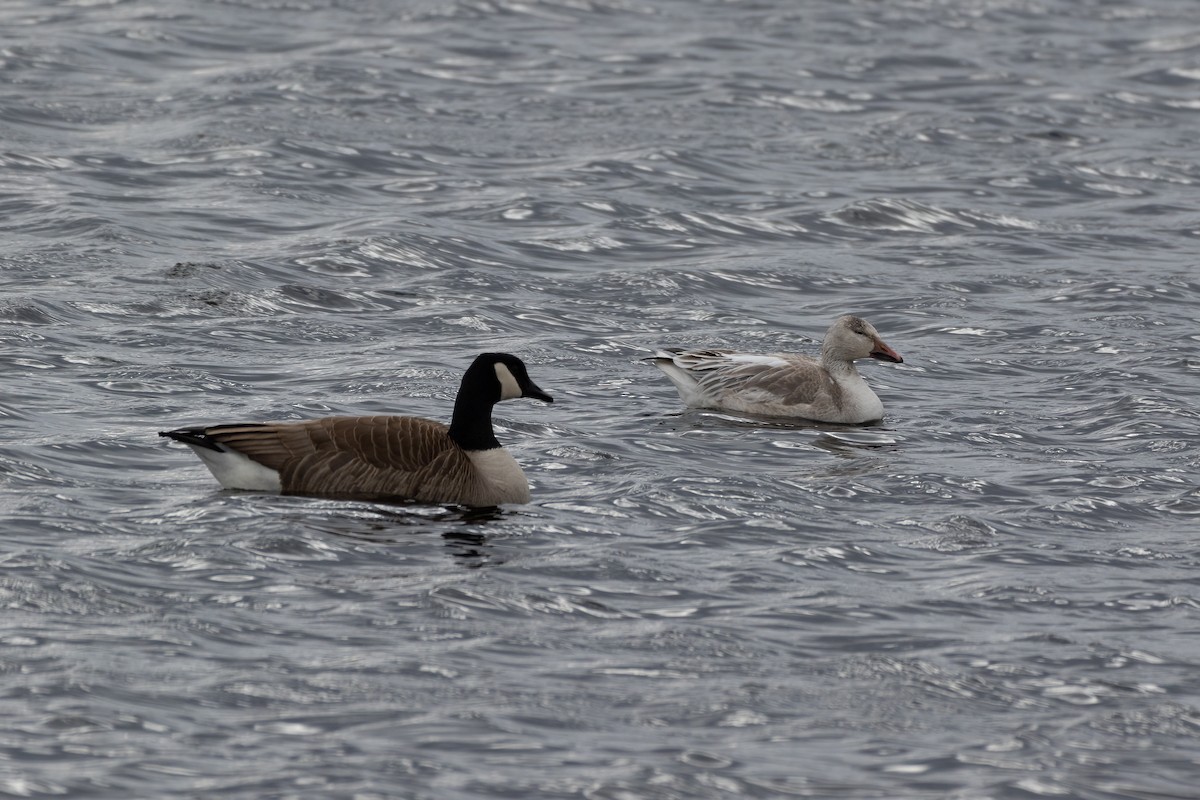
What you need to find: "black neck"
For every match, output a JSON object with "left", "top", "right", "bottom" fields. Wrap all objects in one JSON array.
[{"left": 447, "top": 386, "right": 500, "bottom": 451}]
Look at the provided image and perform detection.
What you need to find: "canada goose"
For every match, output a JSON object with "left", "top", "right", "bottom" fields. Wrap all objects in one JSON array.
[
  {"left": 159, "top": 352, "right": 553, "bottom": 505},
  {"left": 650, "top": 315, "right": 903, "bottom": 424}
]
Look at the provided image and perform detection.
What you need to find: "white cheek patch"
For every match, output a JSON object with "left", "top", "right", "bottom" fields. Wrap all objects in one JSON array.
[{"left": 494, "top": 362, "right": 522, "bottom": 400}]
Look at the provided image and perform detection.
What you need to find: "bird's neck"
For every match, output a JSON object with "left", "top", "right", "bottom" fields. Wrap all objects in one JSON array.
[
  {"left": 448, "top": 393, "right": 501, "bottom": 451},
  {"left": 820, "top": 348, "right": 861, "bottom": 377}
]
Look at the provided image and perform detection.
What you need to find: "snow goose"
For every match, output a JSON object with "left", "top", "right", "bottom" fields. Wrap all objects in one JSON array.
[
  {"left": 650, "top": 315, "right": 902, "bottom": 424},
  {"left": 159, "top": 353, "right": 553, "bottom": 505}
]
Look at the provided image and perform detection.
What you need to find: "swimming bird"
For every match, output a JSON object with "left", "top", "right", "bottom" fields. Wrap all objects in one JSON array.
[
  {"left": 159, "top": 352, "right": 553, "bottom": 505},
  {"left": 650, "top": 315, "right": 903, "bottom": 424}
]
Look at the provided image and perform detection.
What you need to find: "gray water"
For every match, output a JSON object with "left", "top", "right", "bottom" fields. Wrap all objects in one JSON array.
[{"left": 3, "top": 1, "right": 1200, "bottom": 798}]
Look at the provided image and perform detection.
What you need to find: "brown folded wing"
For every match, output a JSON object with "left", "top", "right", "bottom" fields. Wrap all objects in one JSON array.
[{"left": 203, "top": 415, "right": 478, "bottom": 501}]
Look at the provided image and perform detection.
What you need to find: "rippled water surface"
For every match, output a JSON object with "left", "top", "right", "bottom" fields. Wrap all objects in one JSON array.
[{"left": 4, "top": 1, "right": 1200, "bottom": 798}]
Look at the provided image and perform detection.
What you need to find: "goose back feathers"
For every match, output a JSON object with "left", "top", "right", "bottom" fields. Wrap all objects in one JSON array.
[
  {"left": 651, "top": 315, "right": 903, "bottom": 424},
  {"left": 160, "top": 353, "right": 552, "bottom": 506}
]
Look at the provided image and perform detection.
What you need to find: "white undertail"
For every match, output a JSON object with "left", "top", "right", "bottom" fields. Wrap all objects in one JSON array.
[{"left": 188, "top": 444, "right": 283, "bottom": 492}]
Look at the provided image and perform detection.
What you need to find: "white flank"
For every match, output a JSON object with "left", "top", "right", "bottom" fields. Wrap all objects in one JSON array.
[
  {"left": 188, "top": 444, "right": 283, "bottom": 492},
  {"left": 651, "top": 360, "right": 707, "bottom": 408}
]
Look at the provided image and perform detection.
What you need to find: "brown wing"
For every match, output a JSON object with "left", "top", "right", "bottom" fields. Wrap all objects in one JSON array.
[{"left": 203, "top": 416, "right": 478, "bottom": 501}]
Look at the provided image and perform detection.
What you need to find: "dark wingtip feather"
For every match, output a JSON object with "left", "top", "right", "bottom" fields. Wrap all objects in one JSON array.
[{"left": 159, "top": 427, "right": 224, "bottom": 451}]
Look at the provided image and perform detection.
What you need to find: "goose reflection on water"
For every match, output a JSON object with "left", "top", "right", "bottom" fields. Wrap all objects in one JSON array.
[{"left": 279, "top": 501, "right": 511, "bottom": 567}]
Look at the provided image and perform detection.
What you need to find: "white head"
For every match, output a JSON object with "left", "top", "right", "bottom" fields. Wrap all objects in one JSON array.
[{"left": 822, "top": 315, "right": 904, "bottom": 364}]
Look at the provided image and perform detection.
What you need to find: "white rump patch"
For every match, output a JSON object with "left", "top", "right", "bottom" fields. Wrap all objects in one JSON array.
[
  {"left": 188, "top": 444, "right": 282, "bottom": 492},
  {"left": 494, "top": 362, "right": 522, "bottom": 400}
]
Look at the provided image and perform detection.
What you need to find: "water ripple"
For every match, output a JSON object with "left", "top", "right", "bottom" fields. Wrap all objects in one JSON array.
[{"left": 4, "top": 0, "right": 1200, "bottom": 798}]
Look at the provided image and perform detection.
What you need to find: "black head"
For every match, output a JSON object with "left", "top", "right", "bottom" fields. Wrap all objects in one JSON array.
[
  {"left": 449, "top": 353, "right": 552, "bottom": 450},
  {"left": 467, "top": 353, "right": 553, "bottom": 404}
]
